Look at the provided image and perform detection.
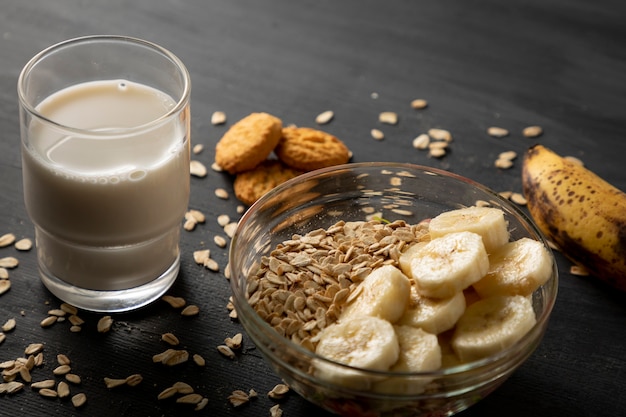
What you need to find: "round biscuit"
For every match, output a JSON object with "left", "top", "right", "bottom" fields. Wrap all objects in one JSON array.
[
  {"left": 233, "top": 160, "right": 303, "bottom": 206},
  {"left": 215, "top": 112, "right": 283, "bottom": 174},
  {"left": 275, "top": 127, "right": 350, "bottom": 171}
]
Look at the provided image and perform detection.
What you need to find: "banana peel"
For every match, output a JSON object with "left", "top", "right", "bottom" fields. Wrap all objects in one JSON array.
[{"left": 521, "top": 144, "right": 626, "bottom": 292}]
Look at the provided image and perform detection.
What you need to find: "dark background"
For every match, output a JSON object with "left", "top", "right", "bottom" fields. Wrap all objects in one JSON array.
[{"left": 1, "top": 1, "right": 625, "bottom": 416}]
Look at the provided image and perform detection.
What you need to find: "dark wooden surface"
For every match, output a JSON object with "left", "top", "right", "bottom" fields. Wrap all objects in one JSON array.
[{"left": 1, "top": 1, "right": 625, "bottom": 416}]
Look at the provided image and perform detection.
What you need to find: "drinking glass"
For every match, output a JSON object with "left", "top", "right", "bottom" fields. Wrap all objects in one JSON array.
[{"left": 18, "top": 35, "right": 191, "bottom": 312}]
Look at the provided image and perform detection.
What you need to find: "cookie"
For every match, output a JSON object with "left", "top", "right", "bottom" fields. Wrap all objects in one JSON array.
[
  {"left": 215, "top": 112, "right": 283, "bottom": 174},
  {"left": 275, "top": 127, "right": 351, "bottom": 171},
  {"left": 233, "top": 160, "right": 303, "bottom": 206}
]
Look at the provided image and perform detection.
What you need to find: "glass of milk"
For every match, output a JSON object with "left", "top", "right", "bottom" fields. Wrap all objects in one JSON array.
[{"left": 18, "top": 36, "right": 191, "bottom": 312}]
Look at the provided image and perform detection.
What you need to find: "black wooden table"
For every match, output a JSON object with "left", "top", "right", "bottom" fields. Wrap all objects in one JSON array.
[{"left": 1, "top": 1, "right": 625, "bottom": 416}]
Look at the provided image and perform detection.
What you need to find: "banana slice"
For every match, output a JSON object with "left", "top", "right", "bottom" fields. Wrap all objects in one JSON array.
[
  {"left": 314, "top": 316, "right": 399, "bottom": 389},
  {"left": 397, "top": 286, "right": 466, "bottom": 334},
  {"left": 428, "top": 206, "right": 510, "bottom": 254},
  {"left": 473, "top": 238, "right": 553, "bottom": 298},
  {"left": 341, "top": 264, "right": 411, "bottom": 323},
  {"left": 410, "top": 231, "right": 489, "bottom": 299},
  {"left": 451, "top": 295, "right": 537, "bottom": 362},
  {"left": 374, "top": 326, "right": 441, "bottom": 395},
  {"left": 398, "top": 241, "right": 427, "bottom": 278}
]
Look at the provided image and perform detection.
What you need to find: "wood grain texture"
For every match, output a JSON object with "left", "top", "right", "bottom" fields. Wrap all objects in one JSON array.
[{"left": 1, "top": 1, "right": 625, "bottom": 416}]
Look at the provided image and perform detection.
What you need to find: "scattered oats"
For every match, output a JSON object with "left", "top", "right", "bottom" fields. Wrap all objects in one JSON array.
[
  {"left": 204, "top": 258, "right": 220, "bottom": 272},
  {"left": 564, "top": 155, "right": 584, "bottom": 166},
  {"left": 0, "top": 267, "right": 8, "bottom": 279},
  {"left": 268, "top": 383, "right": 290, "bottom": 399},
  {"left": 215, "top": 188, "right": 229, "bottom": 199},
  {"left": 429, "top": 147, "right": 446, "bottom": 158},
  {"left": 211, "top": 111, "right": 227, "bottom": 125},
  {"left": 211, "top": 162, "right": 223, "bottom": 172},
  {"left": 104, "top": 377, "right": 127, "bottom": 389},
  {"left": 24, "top": 343, "right": 43, "bottom": 356},
  {"left": 217, "top": 345, "right": 236, "bottom": 359},
  {"left": 69, "top": 325, "right": 82, "bottom": 333},
  {"left": 39, "top": 388, "right": 58, "bottom": 398},
  {"left": 186, "top": 209, "right": 206, "bottom": 223},
  {"left": 195, "top": 397, "right": 209, "bottom": 411},
  {"left": 192, "top": 143, "right": 204, "bottom": 154},
  {"left": 475, "top": 199, "right": 491, "bottom": 207},
  {"left": 499, "top": 150, "right": 517, "bottom": 161},
  {"left": 224, "top": 222, "right": 238, "bottom": 238},
  {"left": 161, "top": 333, "right": 180, "bottom": 346},
  {"left": 53, "top": 365, "right": 71, "bottom": 375},
  {"left": 229, "top": 308, "right": 238, "bottom": 319},
  {"left": 224, "top": 263, "right": 232, "bottom": 280},
  {"left": 14, "top": 238, "right": 33, "bottom": 251},
  {"left": 499, "top": 190, "right": 513, "bottom": 200},
  {"left": 57, "top": 381, "right": 71, "bottom": 398},
  {"left": 2, "top": 318, "right": 16, "bottom": 332},
  {"left": 391, "top": 208, "right": 414, "bottom": 216},
  {"left": 412, "top": 133, "right": 430, "bottom": 149},
  {"left": 224, "top": 333, "right": 243, "bottom": 350},
  {"left": 177, "top": 393, "right": 204, "bottom": 405},
  {"left": 570, "top": 264, "right": 590, "bottom": 276},
  {"left": 193, "top": 353, "right": 206, "bottom": 367},
  {"left": 1, "top": 381, "right": 24, "bottom": 395},
  {"left": 379, "top": 111, "right": 398, "bottom": 125},
  {"left": 97, "top": 315, "right": 113, "bottom": 333},
  {"left": 190, "top": 160, "right": 208, "bottom": 178},
  {"left": 217, "top": 214, "right": 231, "bottom": 227},
  {"left": 236, "top": 205, "right": 245, "bottom": 214},
  {"left": 173, "top": 381, "right": 195, "bottom": 394},
  {"left": 159, "top": 349, "right": 189, "bottom": 366},
  {"left": 60, "top": 303, "right": 78, "bottom": 315},
  {"left": 162, "top": 295, "right": 186, "bottom": 309},
  {"left": 315, "top": 110, "right": 334, "bottom": 125},
  {"left": 158, "top": 386, "right": 179, "bottom": 400},
  {"left": 183, "top": 218, "right": 197, "bottom": 231},
  {"left": 193, "top": 249, "right": 211, "bottom": 265},
  {"left": 34, "top": 352, "right": 44, "bottom": 366},
  {"left": 228, "top": 390, "right": 250, "bottom": 407},
  {"left": 125, "top": 374, "right": 143, "bottom": 387},
  {"left": 0, "top": 332, "right": 5, "bottom": 345},
  {"left": 68, "top": 315, "right": 84, "bottom": 326},
  {"left": 370, "top": 128, "right": 385, "bottom": 140},
  {"left": 0, "top": 233, "right": 16, "bottom": 248},
  {"left": 40, "top": 316, "right": 58, "bottom": 328},
  {"left": 65, "top": 374, "right": 81, "bottom": 385},
  {"left": 48, "top": 309, "right": 66, "bottom": 317},
  {"left": 249, "top": 388, "right": 258, "bottom": 398},
  {"left": 270, "top": 404, "right": 283, "bottom": 417},
  {"left": 31, "top": 380, "right": 56, "bottom": 390},
  {"left": 410, "top": 99, "right": 428, "bottom": 109},
  {"left": 510, "top": 193, "right": 527, "bottom": 206},
  {"left": 0, "top": 257, "right": 19, "bottom": 268},
  {"left": 494, "top": 158, "right": 514, "bottom": 169},
  {"left": 72, "top": 392, "right": 87, "bottom": 408},
  {"left": 57, "top": 354, "right": 71, "bottom": 366},
  {"left": 428, "top": 140, "right": 448, "bottom": 150},
  {"left": 181, "top": 305, "right": 200, "bottom": 316},
  {"left": 19, "top": 366, "right": 32, "bottom": 382},
  {"left": 214, "top": 235, "right": 227, "bottom": 248},
  {"left": 523, "top": 125, "right": 543, "bottom": 138},
  {"left": 487, "top": 126, "right": 509, "bottom": 138},
  {"left": 0, "top": 359, "right": 15, "bottom": 369},
  {"left": 428, "top": 128, "right": 452, "bottom": 142}
]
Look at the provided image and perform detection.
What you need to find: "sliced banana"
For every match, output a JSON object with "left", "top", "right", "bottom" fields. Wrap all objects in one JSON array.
[
  {"left": 398, "top": 241, "right": 427, "bottom": 278},
  {"left": 428, "top": 206, "right": 510, "bottom": 254},
  {"left": 473, "top": 238, "right": 553, "bottom": 298},
  {"left": 397, "top": 286, "right": 466, "bottom": 334},
  {"left": 341, "top": 264, "right": 411, "bottom": 323},
  {"left": 374, "top": 326, "right": 441, "bottom": 395},
  {"left": 451, "top": 295, "right": 537, "bottom": 362},
  {"left": 314, "top": 316, "right": 399, "bottom": 389},
  {"left": 410, "top": 231, "right": 489, "bottom": 299}
]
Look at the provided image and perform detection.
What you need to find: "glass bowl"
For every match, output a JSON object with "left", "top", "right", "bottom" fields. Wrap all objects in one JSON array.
[{"left": 229, "top": 162, "right": 558, "bottom": 417}]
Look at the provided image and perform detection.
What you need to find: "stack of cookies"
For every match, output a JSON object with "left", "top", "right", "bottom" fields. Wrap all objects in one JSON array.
[{"left": 215, "top": 112, "right": 351, "bottom": 205}]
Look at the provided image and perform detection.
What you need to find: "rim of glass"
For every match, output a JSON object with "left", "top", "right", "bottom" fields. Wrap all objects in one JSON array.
[
  {"left": 17, "top": 35, "right": 191, "bottom": 137},
  {"left": 231, "top": 162, "right": 559, "bottom": 380}
]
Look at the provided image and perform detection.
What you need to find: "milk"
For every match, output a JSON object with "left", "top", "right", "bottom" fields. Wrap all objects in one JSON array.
[{"left": 22, "top": 80, "right": 190, "bottom": 291}]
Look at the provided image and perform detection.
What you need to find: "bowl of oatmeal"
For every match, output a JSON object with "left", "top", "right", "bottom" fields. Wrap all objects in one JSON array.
[{"left": 229, "top": 162, "right": 558, "bottom": 416}]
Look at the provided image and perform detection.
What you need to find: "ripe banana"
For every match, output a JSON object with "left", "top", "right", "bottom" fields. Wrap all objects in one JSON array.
[
  {"left": 340, "top": 264, "right": 410, "bottom": 323},
  {"left": 409, "top": 231, "right": 489, "bottom": 299},
  {"left": 397, "top": 287, "right": 466, "bottom": 334},
  {"left": 522, "top": 144, "right": 626, "bottom": 291},
  {"left": 313, "top": 316, "right": 399, "bottom": 389},
  {"left": 451, "top": 295, "right": 536, "bottom": 362},
  {"left": 473, "top": 237, "right": 553, "bottom": 298},
  {"left": 428, "top": 206, "right": 510, "bottom": 254}
]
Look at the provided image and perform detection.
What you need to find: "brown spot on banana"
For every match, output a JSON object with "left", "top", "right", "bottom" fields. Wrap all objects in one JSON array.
[{"left": 522, "top": 144, "right": 626, "bottom": 292}]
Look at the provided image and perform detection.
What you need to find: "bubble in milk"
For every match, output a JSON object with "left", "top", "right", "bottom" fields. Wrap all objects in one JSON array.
[
  {"left": 128, "top": 169, "right": 147, "bottom": 181},
  {"left": 118, "top": 81, "right": 128, "bottom": 91}
]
